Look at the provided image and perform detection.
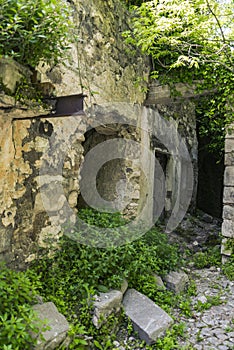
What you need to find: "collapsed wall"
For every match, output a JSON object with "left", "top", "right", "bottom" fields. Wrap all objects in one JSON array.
[
  {"left": 0, "top": 0, "right": 199, "bottom": 268},
  {"left": 0, "top": 0, "right": 150, "bottom": 268}
]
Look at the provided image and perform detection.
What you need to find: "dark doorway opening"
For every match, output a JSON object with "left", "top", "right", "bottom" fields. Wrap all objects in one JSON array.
[
  {"left": 197, "top": 134, "right": 224, "bottom": 218},
  {"left": 153, "top": 150, "right": 169, "bottom": 221}
]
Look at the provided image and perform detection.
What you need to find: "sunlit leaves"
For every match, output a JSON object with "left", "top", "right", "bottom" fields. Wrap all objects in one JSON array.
[
  {"left": 124, "top": 0, "right": 234, "bottom": 155},
  {"left": 0, "top": 0, "right": 73, "bottom": 68}
]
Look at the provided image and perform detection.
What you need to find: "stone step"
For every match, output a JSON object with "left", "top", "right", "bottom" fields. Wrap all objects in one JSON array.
[{"left": 123, "top": 289, "right": 173, "bottom": 345}]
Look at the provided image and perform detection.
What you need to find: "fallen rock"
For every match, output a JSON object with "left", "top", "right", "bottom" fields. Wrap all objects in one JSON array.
[
  {"left": 163, "top": 270, "right": 189, "bottom": 294},
  {"left": 152, "top": 274, "right": 166, "bottom": 290},
  {"left": 201, "top": 213, "right": 213, "bottom": 223},
  {"left": 93, "top": 290, "right": 123, "bottom": 328},
  {"left": 32, "top": 302, "right": 69, "bottom": 350},
  {"left": 123, "top": 289, "right": 173, "bottom": 345},
  {"left": 120, "top": 279, "right": 128, "bottom": 294}
]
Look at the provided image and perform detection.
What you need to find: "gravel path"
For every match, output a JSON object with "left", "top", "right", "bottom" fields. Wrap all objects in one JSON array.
[
  {"left": 114, "top": 267, "right": 234, "bottom": 350},
  {"left": 113, "top": 214, "right": 233, "bottom": 350},
  {"left": 176, "top": 267, "right": 234, "bottom": 350}
]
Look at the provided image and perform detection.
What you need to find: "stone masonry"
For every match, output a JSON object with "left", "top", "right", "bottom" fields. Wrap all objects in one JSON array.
[
  {"left": 222, "top": 124, "right": 234, "bottom": 262},
  {"left": 0, "top": 0, "right": 199, "bottom": 267}
]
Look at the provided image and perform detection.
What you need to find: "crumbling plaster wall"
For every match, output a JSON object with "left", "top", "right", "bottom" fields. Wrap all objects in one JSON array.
[
  {"left": 0, "top": 0, "right": 200, "bottom": 268},
  {"left": 0, "top": 101, "right": 87, "bottom": 268},
  {"left": 36, "top": 0, "right": 150, "bottom": 105},
  {"left": 0, "top": 0, "right": 150, "bottom": 268}
]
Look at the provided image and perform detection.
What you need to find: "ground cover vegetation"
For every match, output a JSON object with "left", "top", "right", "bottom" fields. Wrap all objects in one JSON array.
[{"left": 1, "top": 209, "right": 233, "bottom": 349}]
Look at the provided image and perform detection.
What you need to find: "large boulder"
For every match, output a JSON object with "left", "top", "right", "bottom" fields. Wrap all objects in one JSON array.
[{"left": 123, "top": 289, "right": 173, "bottom": 345}]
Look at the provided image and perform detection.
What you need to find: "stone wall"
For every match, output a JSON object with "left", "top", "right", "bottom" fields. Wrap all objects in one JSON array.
[
  {"left": 0, "top": 0, "right": 200, "bottom": 267},
  {"left": 222, "top": 124, "right": 234, "bottom": 262},
  {"left": 0, "top": 0, "right": 150, "bottom": 267},
  {"left": 36, "top": 0, "right": 150, "bottom": 105},
  {"left": 0, "top": 100, "right": 87, "bottom": 268},
  {"left": 145, "top": 81, "right": 198, "bottom": 216}
]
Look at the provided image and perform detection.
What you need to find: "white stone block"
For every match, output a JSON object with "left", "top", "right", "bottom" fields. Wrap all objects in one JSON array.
[{"left": 123, "top": 289, "right": 173, "bottom": 345}]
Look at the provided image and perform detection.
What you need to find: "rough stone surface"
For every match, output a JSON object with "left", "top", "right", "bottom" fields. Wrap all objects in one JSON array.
[
  {"left": 0, "top": 57, "right": 31, "bottom": 93},
  {"left": 174, "top": 268, "right": 234, "bottom": 350},
  {"left": 0, "top": 111, "right": 86, "bottom": 268},
  {"left": 93, "top": 290, "right": 123, "bottom": 329},
  {"left": 0, "top": 0, "right": 199, "bottom": 267},
  {"left": 36, "top": 0, "right": 150, "bottom": 105},
  {"left": 222, "top": 124, "right": 234, "bottom": 261},
  {"left": 163, "top": 270, "right": 189, "bottom": 294},
  {"left": 122, "top": 289, "right": 173, "bottom": 345},
  {"left": 152, "top": 274, "right": 166, "bottom": 290},
  {"left": 32, "top": 302, "right": 69, "bottom": 350}
]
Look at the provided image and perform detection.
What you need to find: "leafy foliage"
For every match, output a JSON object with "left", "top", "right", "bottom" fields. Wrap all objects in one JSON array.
[
  {"left": 29, "top": 208, "right": 181, "bottom": 348},
  {"left": 123, "top": 0, "right": 146, "bottom": 7},
  {"left": 192, "top": 246, "right": 221, "bottom": 269},
  {"left": 0, "top": 264, "right": 43, "bottom": 349},
  {"left": 222, "top": 256, "right": 234, "bottom": 281},
  {"left": 0, "top": 0, "right": 73, "bottom": 68},
  {"left": 124, "top": 0, "right": 234, "bottom": 155},
  {"left": 32, "top": 209, "right": 180, "bottom": 301}
]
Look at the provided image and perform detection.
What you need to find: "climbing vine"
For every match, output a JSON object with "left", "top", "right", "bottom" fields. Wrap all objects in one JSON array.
[{"left": 123, "top": 0, "right": 234, "bottom": 155}]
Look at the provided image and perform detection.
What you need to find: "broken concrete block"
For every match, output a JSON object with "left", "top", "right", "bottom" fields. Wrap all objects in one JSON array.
[
  {"left": 123, "top": 289, "right": 173, "bottom": 345},
  {"left": 32, "top": 302, "right": 69, "bottom": 350},
  {"left": 92, "top": 290, "right": 123, "bottom": 328},
  {"left": 163, "top": 270, "right": 189, "bottom": 294}
]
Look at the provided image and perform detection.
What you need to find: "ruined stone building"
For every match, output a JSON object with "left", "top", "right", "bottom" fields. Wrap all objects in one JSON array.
[{"left": 0, "top": 0, "right": 232, "bottom": 268}]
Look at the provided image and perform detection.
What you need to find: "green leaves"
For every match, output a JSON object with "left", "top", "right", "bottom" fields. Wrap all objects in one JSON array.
[
  {"left": 0, "top": 0, "right": 73, "bottom": 68},
  {"left": 124, "top": 0, "right": 234, "bottom": 155},
  {"left": 0, "top": 264, "right": 42, "bottom": 349}
]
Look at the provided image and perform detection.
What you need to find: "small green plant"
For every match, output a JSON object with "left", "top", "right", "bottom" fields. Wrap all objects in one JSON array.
[
  {"left": 222, "top": 256, "right": 234, "bottom": 281},
  {"left": 0, "top": 264, "right": 44, "bottom": 349},
  {"left": 178, "top": 299, "right": 193, "bottom": 317},
  {"left": 63, "top": 323, "right": 88, "bottom": 350},
  {"left": 0, "top": 0, "right": 73, "bottom": 68},
  {"left": 192, "top": 246, "right": 221, "bottom": 269},
  {"left": 194, "top": 294, "right": 224, "bottom": 312},
  {"left": 196, "top": 329, "right": 203, "bottom": 342},
  {"left": 150, "top": 323, "right": 187, "bottom": 350}
]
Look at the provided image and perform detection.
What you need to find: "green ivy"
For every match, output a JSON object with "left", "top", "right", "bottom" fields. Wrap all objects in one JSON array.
[{"left": 0, "top": 0, "right": 73, "bottom": 68}]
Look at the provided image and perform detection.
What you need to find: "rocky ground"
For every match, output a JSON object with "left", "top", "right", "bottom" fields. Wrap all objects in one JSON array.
[
  {"left": 175, "top": 267, "right": 234, "bottom": 350},
  {"left": 113, "top": 213, "right": 234, "bottom": 350}
]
